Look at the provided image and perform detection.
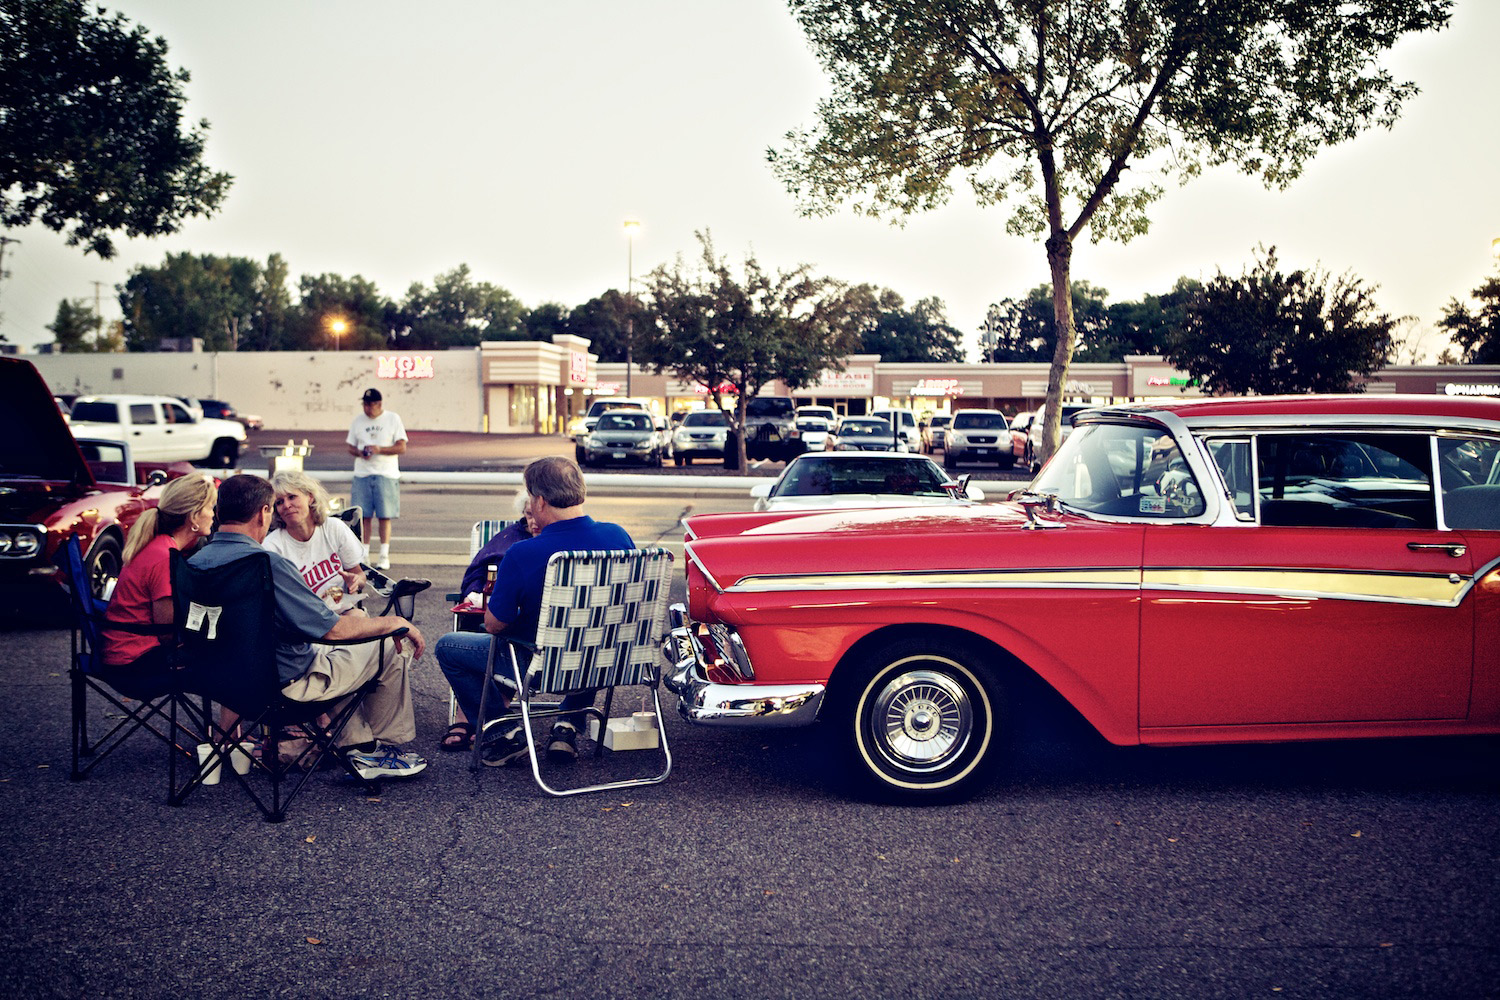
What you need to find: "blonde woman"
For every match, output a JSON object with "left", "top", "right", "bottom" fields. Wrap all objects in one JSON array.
[
  {"left": 263, "top": 470, "right": 366, "bottom": 605},
  {"left": 101, "top": 473, "right": 217, "bottom": 695}
]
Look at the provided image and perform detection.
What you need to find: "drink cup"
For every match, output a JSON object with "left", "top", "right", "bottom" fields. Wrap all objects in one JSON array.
[
  {"left": 631, "top": 712, "right": 657, "bottom": 731},
  {"left": 195, "top": 743, "right": 222, "bottom": 785},
  {"left": 230, "top": 741, "right": 256, "bottom": 775}
]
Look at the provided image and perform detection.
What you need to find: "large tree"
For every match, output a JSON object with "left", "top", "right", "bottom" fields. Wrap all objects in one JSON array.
[
  {"left": 1163, "top": 247, "right": 1394, "bottom": 395},
  {"left": 119, "top": 252, "right": 261, "bottom": 351},
  {"left": 0, "top": 0, "right": 231, "bottom": 257},
  {"left": 847, "top": 286, "right": 967, "bottom": 362},
  {"left": 397, "top": 265, "right": 524, "bottom": 348},
  {"left": 772, "top": 0, "right": 1450, "bottom": 461},
  {"left": 638, "top": 231, "right": 861, "bottom": 469},
  {"left": 47, "top": 298, "right": 99, "bottom": 352},
  {"left": 1436, "top": 269, "right": 1500, "bottom": 365},
  {"left": 981, "top": 281, "right": 1111, "bottom": 362}
]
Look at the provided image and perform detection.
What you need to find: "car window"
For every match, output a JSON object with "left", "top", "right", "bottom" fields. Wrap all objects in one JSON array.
[
  {"left": 837, "top": 420, "right": 887, "bottom": 437},
  {"left": 163, "top": 402, "right": 192, "bottom": 424},
  {"left": 1256, "top": 433, "right": 1434, "bottom": 529},
  {"left": 129, "top": 404, "right": 156, "bottom": 426},
  {"left": 1032, "top": 423, "right": 1207, "bottom": 519},
  {"left": 1205, "top": 438, "right": 1255, "bottom": 520},
  {"left": 69, "top": 401, "right": 118, "bottom": 423},
  {"left": 682, "top": 411, "right": 727, "bottom": 427},
  {"left": 953, "top": 412, "right": 1008, "bottom": 430},
  {"left": 1437, "top": 435, "right": 1500, "bottom": 530}
]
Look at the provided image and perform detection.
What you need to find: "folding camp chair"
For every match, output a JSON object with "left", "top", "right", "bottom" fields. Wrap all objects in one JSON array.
[
  {"left": 64, "top": 535, "right": 210, "bottom": 798},
  {"left": 443, "top": 519, "right": 508, "bottom": 725},
  {"left": 337, "top": 505, "right": 431, "bottom": 619},
  {"left": 168, "top": 549, "right": 410, "bottom": 823},
  {"left": 471, "top": 548, "right": 675, "bottom": 797}
]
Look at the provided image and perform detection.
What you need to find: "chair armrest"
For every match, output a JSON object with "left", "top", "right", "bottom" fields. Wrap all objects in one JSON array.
[
  {"left": 315, "top": 626, "right": 410, "bottom": 648},
  {"left": 93, "top": 613, "right": 175, "bottom": 637}
]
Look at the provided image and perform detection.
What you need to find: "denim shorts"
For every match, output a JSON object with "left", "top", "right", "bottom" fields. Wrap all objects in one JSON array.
[{"left": 350, "top": 475, "right": 401, "bottom": 519}]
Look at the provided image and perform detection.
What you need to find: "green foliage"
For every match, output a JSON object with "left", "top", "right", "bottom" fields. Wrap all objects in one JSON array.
[
  {"left": 0, "top": 0, "right": 231, "bottom": 257},
  {"left": 638, "top": 231, "right": 861, "bottom": 463},
  {"left": 981, "top": 282, "right": 1116, "bottom": 362},
  {"left": 294, "top": 273, "right": 392, "bottom": 351},
  {"left": 1164, "top": 247, "right": 1395, "bottom": 395},
  {"left": 47, "top": 298, "right": 98, "bottom": 352},
  {"left": 847, "top": 286, "right": 966, "bottom": 362},
  {"left": 773, "top": 0, "right": 1450, "bottom": 456},
  {"left": 119, "top": 253, "right": 285, "bottom": 351},
  {"left": 568, "top": 291, "right": 640, "bottom": 363},
  {"left": 523, "top": 302, "right": 571, "bottom": 342},
  {"left": 397, "top": 265, "right": 524, "bottom": 348},
  {"left": 1436, "top": 271, "right": 1500, "bottom": 365}
]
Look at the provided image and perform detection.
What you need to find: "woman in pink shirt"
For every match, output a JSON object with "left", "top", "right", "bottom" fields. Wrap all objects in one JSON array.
[{"left": 101, "top": 474, "right": 217, "bottom": 696}]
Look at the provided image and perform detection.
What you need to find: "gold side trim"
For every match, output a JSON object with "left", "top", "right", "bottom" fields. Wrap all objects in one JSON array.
[
  {"left": 1144, "top": 568, "right": 1470, "bottom": 607},
  {"left": 729, "top": 568, "right": 1141, "bottom": 593}
]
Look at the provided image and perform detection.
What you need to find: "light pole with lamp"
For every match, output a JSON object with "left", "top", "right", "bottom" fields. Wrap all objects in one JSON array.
[
  {"left": 624, "top": 218, "right": 640, "bottom": 397},
  {"left": 329, "top": 317, "right": 347, "bottom": 351}
]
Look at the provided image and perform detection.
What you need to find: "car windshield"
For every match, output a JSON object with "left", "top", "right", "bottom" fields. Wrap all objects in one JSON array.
[
  {"left": 837, "top": 420, "right": 890, "bottom": 437},
  {"left": 682, "top": 411, "right": 727, "bottom": 427},
  {"left": 745, "top": 398, "right": 794, "bottom": 418},
  {"left": 596, "top": 413, "right": 651, "bottom": 431},
  {"left": 774, "top": 457, "right": 952, "bottom": 498},
  {"left": 797, "top": 417, "right": 830, "bottom": 431},
  {"left": 932, "top": 416, "right": 951, "bottom": 428},
  {"left": 953, "top": 412, "right": 1007, "bottom": 430},
  {"left": 1032, "top": 422, "right": 1206, "bottom": 519}
]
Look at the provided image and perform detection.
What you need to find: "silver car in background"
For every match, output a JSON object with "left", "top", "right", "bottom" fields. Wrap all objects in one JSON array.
[{"left": 672, "top": 409, "right": 729, "bottom": 465}]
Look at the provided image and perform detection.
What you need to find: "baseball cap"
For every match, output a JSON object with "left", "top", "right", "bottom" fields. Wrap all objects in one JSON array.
[{"left": 362, "top": 388, "right": 382, "bottom": 403}]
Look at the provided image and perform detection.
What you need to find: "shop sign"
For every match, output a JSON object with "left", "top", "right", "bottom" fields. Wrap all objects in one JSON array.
[
  {"left": 1445, "top": 382, "right": 1500, "bottom": 397},
  {"left": 795, "top": 368, "right": 874, "bottom": 396},
  {"left": 1147, "top": 375, "right": 1199, "bottom": 387},
  {"left": 693, "top": 380, "right": 738, "bottom": 396},
  {"left": 569, "top": 351, "right": 589, "bottom": 384},
  {"left": 377, "top": 355, "right": 434, "bottom": 379},
  {"left": 591, "top": 381, "right": 623, "bottom": 396}
]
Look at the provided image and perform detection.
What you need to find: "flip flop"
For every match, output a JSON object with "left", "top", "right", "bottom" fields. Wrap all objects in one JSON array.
[{"left": 439, "top": 721, "right": 474, "bottom": 752}]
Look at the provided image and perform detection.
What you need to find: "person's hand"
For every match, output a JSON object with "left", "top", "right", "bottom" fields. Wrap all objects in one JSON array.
[
  {"left": 341, "top": 567, "right": 366, "bottom": 593},
  {"left": 398, "top": 622, "right": 425, "bottom": 660}
]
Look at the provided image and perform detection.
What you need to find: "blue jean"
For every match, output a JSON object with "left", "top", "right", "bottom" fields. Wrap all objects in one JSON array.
[{"left": 434, "top": 631, "right": 594, "bottom": 731}]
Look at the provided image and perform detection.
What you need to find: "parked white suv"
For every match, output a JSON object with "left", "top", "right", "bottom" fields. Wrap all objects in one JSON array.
[
  {"left": 68, "top": 394, "right": 247, "bottom": 467},
  {"left": 869, "top": 408, "right": 921, "bottom": 451}
]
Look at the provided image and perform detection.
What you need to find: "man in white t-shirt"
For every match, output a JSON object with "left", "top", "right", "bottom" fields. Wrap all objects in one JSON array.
[{"left": 346, "top": 388, "right": 408, "bottom": 569}]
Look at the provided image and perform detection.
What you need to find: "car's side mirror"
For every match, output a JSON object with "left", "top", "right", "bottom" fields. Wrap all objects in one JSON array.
[{"left": 749, "top": 483, "right": 772, "bottom": 499}]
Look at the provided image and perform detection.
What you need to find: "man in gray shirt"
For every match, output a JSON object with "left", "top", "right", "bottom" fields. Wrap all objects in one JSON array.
[{"left": 190, "top": 474, "right": 428, "bottom": 780}]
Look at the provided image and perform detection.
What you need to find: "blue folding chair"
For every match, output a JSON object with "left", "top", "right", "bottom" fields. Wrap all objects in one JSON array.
[{"left": 64, "top": 535, "right": 209, "bottom": 798}]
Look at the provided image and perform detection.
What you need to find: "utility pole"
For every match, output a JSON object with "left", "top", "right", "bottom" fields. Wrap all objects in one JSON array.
[{"left": 0, "top": 237, "right": 18, "bottom": 335}]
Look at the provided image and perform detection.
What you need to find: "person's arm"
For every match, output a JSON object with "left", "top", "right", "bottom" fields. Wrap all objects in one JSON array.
[
  {"left": 323, "top": 611, "right": 424, "bottom": 660},
  {"left": 150, "top": 595, "right": 173, "bottom": 625},
  {"left": 483, "top": 609, "right": 509, "bottom": 635},
  {"left": 330, "top": 521, "right": 368, "bottom": 591}
]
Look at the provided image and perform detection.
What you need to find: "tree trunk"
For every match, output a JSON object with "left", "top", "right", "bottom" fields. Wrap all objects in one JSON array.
[{"left": 1039, "top": 231, "right": 1075, "bottom": 468}]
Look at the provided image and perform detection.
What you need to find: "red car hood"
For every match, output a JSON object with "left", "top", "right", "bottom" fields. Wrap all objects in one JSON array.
[
  {"left": 0, "top": 358, "right": 94, "bottom": 487},
  {"left": 683, "top": 503, "right": 1144, "bottom": 592}
]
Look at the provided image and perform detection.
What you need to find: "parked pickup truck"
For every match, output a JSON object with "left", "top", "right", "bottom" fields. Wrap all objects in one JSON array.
[{"left": 68, "top": 394, "right": 247, "bottom": 467}]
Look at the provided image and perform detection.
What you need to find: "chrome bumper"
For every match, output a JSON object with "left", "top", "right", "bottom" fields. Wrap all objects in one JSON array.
[{"left": 664, "top": 605, "right": 824, "bottom": 728}]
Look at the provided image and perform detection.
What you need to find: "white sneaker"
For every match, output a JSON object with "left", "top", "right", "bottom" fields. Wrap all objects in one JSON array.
[
  {"left": 375, "top": 553, "right": 391, "bottom": 570},
  {"left": 347, "top": 745, "right": 426, "bottom": 780}
]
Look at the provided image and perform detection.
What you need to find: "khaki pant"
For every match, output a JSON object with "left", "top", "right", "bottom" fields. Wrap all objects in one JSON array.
[{"left": 281, "top": 639, "right": 416, "bottom": 747}]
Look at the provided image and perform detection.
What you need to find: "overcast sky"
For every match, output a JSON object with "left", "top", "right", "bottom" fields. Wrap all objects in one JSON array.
[{"left": 3, "top": 0, "right": 1497, "bottom": 362}]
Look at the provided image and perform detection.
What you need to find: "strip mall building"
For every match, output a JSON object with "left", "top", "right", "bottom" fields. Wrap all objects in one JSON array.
[{"left": 28, "top": 336, "right": 1500, "bottom": 434}]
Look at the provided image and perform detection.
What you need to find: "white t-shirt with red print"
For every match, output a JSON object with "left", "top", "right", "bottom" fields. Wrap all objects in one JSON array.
[{"left": 263, "top": 519, "right": 365, "bottom": 598}]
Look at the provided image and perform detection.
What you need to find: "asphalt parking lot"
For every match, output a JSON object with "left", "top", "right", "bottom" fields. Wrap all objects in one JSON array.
[{"left": 2, "top": 433, "right": 1495, "bottom": 998}]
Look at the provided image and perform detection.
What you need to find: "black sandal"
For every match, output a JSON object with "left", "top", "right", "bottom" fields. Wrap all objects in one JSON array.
[{"left": 439, "top": 722, "right": 474, "bottom": 752}]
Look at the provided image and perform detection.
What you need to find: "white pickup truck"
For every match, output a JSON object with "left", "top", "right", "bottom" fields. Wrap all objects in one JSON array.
[{"left": 67, "top": 394, "right": 247, "bottom": 467}]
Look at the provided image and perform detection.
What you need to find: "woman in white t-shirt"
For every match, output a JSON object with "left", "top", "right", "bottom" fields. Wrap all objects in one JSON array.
[{"left": 264, "top": 469, "right": 367, "bottom": 608}]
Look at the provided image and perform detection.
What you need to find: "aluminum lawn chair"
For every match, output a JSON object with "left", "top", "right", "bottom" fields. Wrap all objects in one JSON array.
[{"left": 472, "top": 547, "right": 675, "bottom": 797}]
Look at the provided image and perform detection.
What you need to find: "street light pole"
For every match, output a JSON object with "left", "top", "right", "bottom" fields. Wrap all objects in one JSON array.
[
  {"left": 624, "top": 218, "right": 640, "bottom": 397},
  {"left": 329, "top": 317, "right": 347, "bottom": 351}
]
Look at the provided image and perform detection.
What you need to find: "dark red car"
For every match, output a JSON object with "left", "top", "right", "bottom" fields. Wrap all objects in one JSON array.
[{"left": 0, "top": 358, "right": 182, "bottom": 611}]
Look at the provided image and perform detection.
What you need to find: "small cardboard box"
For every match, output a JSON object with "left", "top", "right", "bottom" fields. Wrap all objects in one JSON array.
[{"left": 588, "top": 715, "right": 660, "bottom": 751}]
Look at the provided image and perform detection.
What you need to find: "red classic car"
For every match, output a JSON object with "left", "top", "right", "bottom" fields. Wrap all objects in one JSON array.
[
  {"left": 0, "top": 358, "right": 180, "bottom": 611},
  {"left": 668, "top": 394, "right": 1500, "bottom": 800}
]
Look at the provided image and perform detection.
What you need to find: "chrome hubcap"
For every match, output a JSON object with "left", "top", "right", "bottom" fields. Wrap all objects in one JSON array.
[{"left": 871, "top": 668, "right": 971, "bottom": 773}]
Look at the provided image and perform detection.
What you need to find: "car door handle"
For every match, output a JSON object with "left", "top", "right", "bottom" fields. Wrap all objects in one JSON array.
[{"left": 1407, "top": 542, "right": 1466, "bottom": 558}]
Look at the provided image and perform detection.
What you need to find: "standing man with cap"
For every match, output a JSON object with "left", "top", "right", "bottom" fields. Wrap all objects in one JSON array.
[{"left": 346, "top": 388, "right": 407, "bottom": 570}]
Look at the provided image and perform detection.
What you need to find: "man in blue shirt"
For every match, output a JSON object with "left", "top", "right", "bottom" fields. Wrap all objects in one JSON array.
[
  {"left": 435, "top": 456, "right": 633, "bottom": 765},
  {"left": 191, "top": 474, "right": 429, "bottom": 780}
]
